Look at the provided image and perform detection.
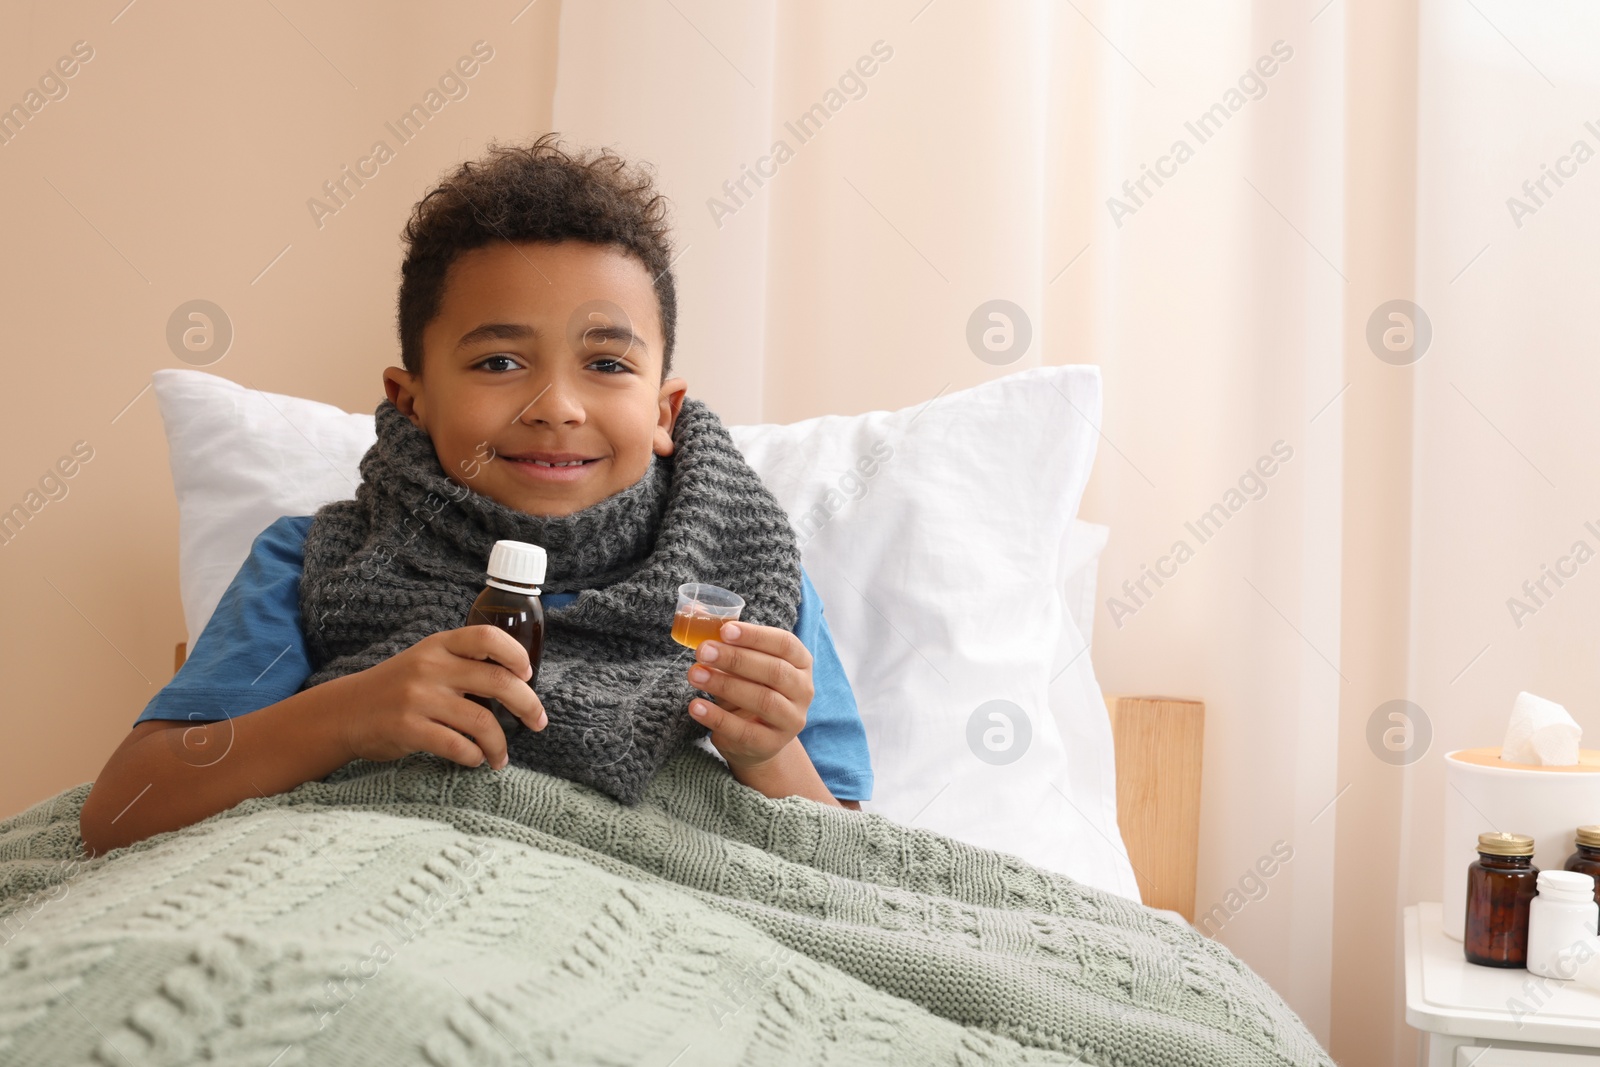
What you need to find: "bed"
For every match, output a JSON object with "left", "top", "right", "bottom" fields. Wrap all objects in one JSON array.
[
  {"left": 0, "top": 367, "right": 1326, "bottom": 1065},
  {"left": 152, "top": 659, "right": 1206, "bottom": 924}
]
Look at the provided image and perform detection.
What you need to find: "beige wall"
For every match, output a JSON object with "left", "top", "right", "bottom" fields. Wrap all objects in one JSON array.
[{"left": 0, "top": 0, "right": 561, "bottom": 820}]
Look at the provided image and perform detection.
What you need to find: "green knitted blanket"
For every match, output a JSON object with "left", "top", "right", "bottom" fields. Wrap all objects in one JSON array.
[{"left": 0, "top": 749, "right": 1331, "bottom": 1066}]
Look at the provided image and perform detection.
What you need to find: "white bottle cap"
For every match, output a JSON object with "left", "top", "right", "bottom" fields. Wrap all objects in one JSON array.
[
  {"left": 486, "top": 540, "right": 546, "bottom": 591},
  {"left": 1538, "top": 869, "right": 1596, "bottom": 901}
]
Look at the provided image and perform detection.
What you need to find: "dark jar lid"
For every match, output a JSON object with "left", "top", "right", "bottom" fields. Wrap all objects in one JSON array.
[{"left": 1477, "top": 831, "right": 1534, "bottom": 857}]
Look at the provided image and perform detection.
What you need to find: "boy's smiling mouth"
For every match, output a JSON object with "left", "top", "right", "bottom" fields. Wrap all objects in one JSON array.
[{"left": 500, "top": 450, "right": 608, "bottom": 483}]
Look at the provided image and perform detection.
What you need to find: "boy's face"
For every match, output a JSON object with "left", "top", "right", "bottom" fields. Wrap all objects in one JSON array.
[{"left": 385, "top": 240, "right": 687, "bottom": 517}]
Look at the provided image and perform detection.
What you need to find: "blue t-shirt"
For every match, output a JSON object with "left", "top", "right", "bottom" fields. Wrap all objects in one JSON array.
[{"left": 138, "top": 516, "right": 873, "bottom": 801}]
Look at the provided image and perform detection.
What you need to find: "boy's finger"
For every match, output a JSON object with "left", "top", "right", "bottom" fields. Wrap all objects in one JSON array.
[
  {"left": 457, "top": 659, "right": 541, "bottom": 722},
  {"left": 437, "top": 697, "right": 511, "bottom": 769},
  {"left": 710, "top": 621, "right": 813, "bottom": 671},
  {"left": 688, "top": 697, "right": 764, "bottom": 748},
  {"left": 695, "top": 641, "right": 807, "bottom": 701},
  {"left": 706, "top": 694, "right": 756, "bottom": 723},
  {"left": 686, "top": 665, "right": 800, "bottom": 735},
  {"left": 446, "top": 625, "right": 533, "bottom": 680},
  {"left": 415, "top": 718, "right": 492, "bottom": 769}
]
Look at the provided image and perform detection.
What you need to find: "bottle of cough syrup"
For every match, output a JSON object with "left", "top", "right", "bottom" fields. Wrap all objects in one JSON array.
[{"left": 466, "top": 540, "right": 546, "bottom": 735}]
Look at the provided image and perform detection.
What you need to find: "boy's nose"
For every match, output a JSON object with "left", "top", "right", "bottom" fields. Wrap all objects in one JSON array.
[{"left": 517, "top": 379, "right": 584, "bottom": 425}]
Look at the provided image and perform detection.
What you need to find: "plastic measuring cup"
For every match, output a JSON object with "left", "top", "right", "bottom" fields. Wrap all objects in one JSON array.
[{"left": 672, "top": 582, "right": 744, "bottom": 650}]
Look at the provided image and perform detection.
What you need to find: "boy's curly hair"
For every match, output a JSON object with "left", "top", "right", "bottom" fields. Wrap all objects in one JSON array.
[{"left": 397, "top": 133, "right": 677, "bottom": 377}]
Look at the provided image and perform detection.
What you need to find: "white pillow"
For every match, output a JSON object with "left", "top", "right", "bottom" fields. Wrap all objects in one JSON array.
[
  {"left": 727, "top": 369, "right": 1133, "bottom": 899},
  {"left": 1062, "top": 520, "right": 1109, "bottom": 644},
  {"left": 154, "top": 370, "right": 375, "bottom": 642},
  {"left": 152, "top": 367, "right": 1137, "bottom": 900}
]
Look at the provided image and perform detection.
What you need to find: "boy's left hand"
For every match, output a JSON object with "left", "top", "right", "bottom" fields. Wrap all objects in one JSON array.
[{"left": 685, "top": 621, "right": 813, "bottom": 771}]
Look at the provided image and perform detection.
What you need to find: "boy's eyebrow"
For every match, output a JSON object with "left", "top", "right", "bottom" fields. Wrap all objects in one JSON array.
[
  {"left": 456, "top": 322, "right": 536, "bottom": 351},
  {"left": 577, "top": 322, "right": 650, "bottom": 353},
  {"left": 455, "top": 320, "right": 651, "bottom": 354}
]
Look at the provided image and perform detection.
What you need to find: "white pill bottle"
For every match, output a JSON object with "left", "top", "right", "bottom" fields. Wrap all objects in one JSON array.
[{"left": 1526, "top": 869, "right": 1599, "bottom": 979}]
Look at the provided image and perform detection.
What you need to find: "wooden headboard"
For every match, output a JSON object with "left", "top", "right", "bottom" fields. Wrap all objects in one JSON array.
[
  {"left": 174, "top": 644, "right": 1204, "bottom": 921},
  {"left": 1106, "top": 695, "right": 1205, "bottom": 921}
]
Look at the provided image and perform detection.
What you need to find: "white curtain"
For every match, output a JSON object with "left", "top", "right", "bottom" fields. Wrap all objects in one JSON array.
[{"left": 549, "top": 3, "right": 1580, "bottom": 1064}]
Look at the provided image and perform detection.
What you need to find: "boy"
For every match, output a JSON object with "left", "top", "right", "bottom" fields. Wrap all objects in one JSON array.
[{"left": 80, "top": 136, "right": 871, "bottom": 855}]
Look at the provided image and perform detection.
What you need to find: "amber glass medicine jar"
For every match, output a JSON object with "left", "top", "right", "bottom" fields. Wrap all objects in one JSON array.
[{"left": 1464, "top": 831, "right": 1539, "bottom": 968}]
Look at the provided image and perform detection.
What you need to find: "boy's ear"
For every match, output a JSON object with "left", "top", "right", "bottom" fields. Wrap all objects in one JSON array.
[
  {"left": 653, "top": 376, "right": 688, "bottom": 456},
  {"left": 383, "top": 367, "right": 426, "bottom": 427}
]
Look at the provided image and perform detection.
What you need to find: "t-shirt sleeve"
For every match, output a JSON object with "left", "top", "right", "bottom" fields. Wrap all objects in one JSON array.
[
  {"left": 133, "top": 516, "right": 315, "bottom": 727},
  {"left": 794, "top": 567, "right": 874, "bottom": 802}
]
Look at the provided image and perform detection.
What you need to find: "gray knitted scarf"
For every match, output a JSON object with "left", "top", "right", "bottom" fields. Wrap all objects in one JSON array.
[{"left": 298, "top": 397, "right": 802, "bottom": 805}]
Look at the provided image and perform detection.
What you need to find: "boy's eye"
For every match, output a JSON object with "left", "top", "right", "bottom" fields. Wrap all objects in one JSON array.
[
  {"left": 589, "top": 357, "right": 630, "bottom": 374},
  {"left": 476, "top": 355, "right": 521, "bottom": 373}
]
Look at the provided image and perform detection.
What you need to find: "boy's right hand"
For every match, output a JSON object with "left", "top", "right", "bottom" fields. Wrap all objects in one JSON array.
[{"left": 336, "top": 625, "right": 546, "bottom": 771}]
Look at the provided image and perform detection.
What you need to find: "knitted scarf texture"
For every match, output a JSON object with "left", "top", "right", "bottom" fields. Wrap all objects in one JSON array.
[{"left": 298, "top": 397, "right": 801, "bottom": 804}]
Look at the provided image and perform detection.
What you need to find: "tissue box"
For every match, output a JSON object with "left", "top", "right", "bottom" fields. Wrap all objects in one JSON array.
[{"left": 1443, "top": 747, "right": 1600, "bottom": 943}]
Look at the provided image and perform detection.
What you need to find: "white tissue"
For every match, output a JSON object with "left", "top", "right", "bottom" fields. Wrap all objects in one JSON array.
[{"left": 1502, "top": 690, "right": 1582, "bottom": 766}]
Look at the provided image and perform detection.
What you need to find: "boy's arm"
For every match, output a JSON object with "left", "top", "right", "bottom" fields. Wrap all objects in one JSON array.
[
  {"left": 729, "top": 739, "right": 860, "bottom": 809},
  {"left": 81, "top": 627, "right": 540, "bottom": 857},
  {"left": 80, "top": 626, "right": 544, "bottom": 856},
  {"left": 80, "top": 673, "right": 363, "bottom": 855}
]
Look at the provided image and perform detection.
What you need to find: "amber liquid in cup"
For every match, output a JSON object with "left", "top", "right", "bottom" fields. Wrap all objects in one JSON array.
[
  {"left": 671, "top": 610, "right": 728, "bottom": 650},
  {"left": 672, "top": 583, "right": 743, "bottom": 652}
]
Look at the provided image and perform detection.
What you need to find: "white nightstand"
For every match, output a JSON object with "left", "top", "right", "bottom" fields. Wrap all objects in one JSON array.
[{"left": 1406, "top": 902, "right": 1600, "bottom": 1065}]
